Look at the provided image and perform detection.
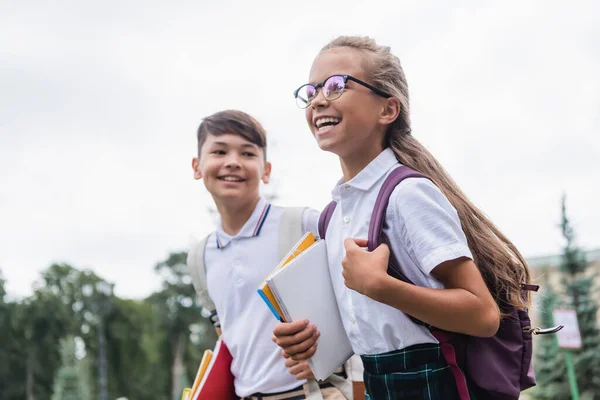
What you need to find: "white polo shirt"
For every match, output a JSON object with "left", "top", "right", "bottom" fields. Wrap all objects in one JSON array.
[
  {"left": 325, "top": 148, "right": 473, "bottom": 356},
  {"left": 204, "top": 197, "right": 319, "bottom": 397}
]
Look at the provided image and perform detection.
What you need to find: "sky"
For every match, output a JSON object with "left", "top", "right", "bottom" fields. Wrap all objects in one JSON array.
[{"left": 1, "top": 0, "right": 598, "bottom": 300}]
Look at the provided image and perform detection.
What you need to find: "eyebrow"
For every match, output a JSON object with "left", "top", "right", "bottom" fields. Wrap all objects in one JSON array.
[{"left": 212, "top": 141, "right": 258, "bottom": 149}]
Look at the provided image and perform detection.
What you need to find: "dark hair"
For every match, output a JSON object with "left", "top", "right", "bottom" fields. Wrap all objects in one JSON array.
[{"left": 197, "top": 110, "right": 267, "bottom": 160}]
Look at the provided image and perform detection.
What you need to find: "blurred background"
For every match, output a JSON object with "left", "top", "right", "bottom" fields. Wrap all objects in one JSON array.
[{"left": 1, "top": 1, "right": 598, "bottom": 399}]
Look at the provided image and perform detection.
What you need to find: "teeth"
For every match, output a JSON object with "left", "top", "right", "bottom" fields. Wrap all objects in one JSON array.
[
  {"left": 315, "top": 117, "right": 341, "bottom": 128},
  {"left": 221, "top": 176, "right": 243, "bottom": 182}
]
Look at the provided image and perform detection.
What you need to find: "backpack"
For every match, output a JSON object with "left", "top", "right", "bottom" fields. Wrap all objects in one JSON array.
[{"left": 318, "top": 166, "right": 562, "bottom": 400}]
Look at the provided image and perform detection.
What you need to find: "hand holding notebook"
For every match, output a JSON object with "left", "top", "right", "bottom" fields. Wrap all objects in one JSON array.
[{"left": 258, "top": 232, "right": 353, "bottom": 381}]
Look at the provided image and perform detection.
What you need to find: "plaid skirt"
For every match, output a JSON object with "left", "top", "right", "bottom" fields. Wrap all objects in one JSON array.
[{"left": 361, "top": 343, "right": 477, "bottom": 400}]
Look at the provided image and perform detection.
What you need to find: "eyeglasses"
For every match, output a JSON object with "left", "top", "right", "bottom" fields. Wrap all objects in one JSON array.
[{"left": 293, "top": 74, "right": 392, "bottom": 109}]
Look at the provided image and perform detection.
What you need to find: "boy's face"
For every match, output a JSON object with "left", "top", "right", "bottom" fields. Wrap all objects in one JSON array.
[{"left": 192, "top": 133, "right": 271, "bottom": 204}]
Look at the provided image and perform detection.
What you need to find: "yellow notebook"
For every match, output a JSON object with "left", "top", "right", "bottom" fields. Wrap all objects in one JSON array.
[
  {"left": 191, "top": 349, "right": 213, "bottom": 393},
  {"left": 181, "top": 349, "right": 213, "bottom": 399},
  {"left": 181, "top": 388, "right": 191, "bottom": 400},
  {"left": 257, "top": 231, "right": 318, "bottom": 322}
]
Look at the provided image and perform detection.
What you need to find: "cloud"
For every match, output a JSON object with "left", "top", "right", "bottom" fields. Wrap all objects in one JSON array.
[{"left": 1, "top": 0, "right": 598, "bottom": 299}]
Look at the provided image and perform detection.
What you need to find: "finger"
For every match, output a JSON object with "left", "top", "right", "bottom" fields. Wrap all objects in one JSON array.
[
  {"left": 281, "top": 350, "right": 290, "bottom": 359},
  {"left": 290, "top": 342, "right": 318, "bottom": 361},
  {"left": 288, "top": 362, "right": 306, "bottom": 375},
  {"left": 295, "top": 369, "right": 315, "bottom": 380},
  {"left": 273, "top": 320, "right": 310, "bottom": 337},
  {"left": 282, "top": 332, "right": 319, "bottom": 358},
  {"left": 294, "top": 365, "right": 315, "bottom": 380},
  {"left": 352, "top": 238, "right": 368, "bottom": 247},
  {"left": 374, "top": 243, "right": 390, "bottom": 258},
  {"left": 343, "top": 238, "right": 358, "bottom": 251},
  {"left": 275, "top": 324, "right": 317, "bottom": 348},
  {"left": 284, "top": 357, "right": 299, "bottom": 368}
]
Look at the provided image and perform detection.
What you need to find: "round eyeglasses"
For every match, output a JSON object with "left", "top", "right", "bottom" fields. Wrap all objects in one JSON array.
[{"left": 293, "top": 74, "right": 392, "bottom": 109}]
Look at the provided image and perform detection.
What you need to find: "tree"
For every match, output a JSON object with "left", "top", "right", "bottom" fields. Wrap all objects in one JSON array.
[
  {"left": 149, "top": 251, "right": 217, "bottom": 400},
  {"left": 558, "top": 195, "right": 600, "bottom": 398},
  {"left": 9, "top": 289, "right": 73, "bottom": 400},
  {"left": 532, "top": 285, "right": 569, "bottom": 399},
  {"left": 0, "top": 270, "right": 24, "bottom": 400},
  {"left": 52, "top": 337, "right": 84, "bottom": 400},
  {"left": 103, "top": 297, "right": 158, "bottom": 399},
  {"left": 36, "top": 264, "right": 115, "bottom": 400}
]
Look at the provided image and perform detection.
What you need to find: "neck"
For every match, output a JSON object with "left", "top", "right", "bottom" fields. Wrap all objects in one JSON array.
[
  {"left": 339, "top": 142, "right": 385, "bottom": 182},
  {"left": 215, "top": 196, "right": 261, "bottom": 236}
]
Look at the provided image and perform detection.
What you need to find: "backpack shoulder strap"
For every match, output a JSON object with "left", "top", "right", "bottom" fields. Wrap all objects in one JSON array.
[
  {"left": 186, "top": 234, "right": 216, "bottom": 314},
  {"left": 318, "top": 201, "right": 337, "bottom": 239},
  {"left": 278, "top": 207, "right": 307, "bottom": 261},
  {"left": 368, "top": 166, "right": 429, "bottom": 284}
]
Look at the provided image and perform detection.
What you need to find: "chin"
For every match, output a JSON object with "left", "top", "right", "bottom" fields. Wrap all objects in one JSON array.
[
  {"left": 214, "top": 189, "right": 245, "bottom": 200},
  {"left": 315, "top": 137, "right": 342, "bottom": 156}
]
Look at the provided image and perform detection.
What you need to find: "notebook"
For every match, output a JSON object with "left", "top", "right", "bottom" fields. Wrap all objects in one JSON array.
[
  {"left": 257, "top": 231, "right": 318, "bottom": 321},
  {"left": 181, "top": 388, "right": 191, "bottom": 400},
  {"left": 259, "top": 232, "right": 353, "bottom": 381},
  {"left": 186, "top": 339, "right": 236, "bottom": 400}
]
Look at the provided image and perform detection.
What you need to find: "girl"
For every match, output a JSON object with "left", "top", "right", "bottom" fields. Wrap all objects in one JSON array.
[{"left": 273, "top": 36, "right": 532, "bottom": 399}]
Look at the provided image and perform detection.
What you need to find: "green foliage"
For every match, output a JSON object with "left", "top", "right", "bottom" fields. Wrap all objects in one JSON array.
[
  {"left": 559, "top": 196, "right": 600, "bottom": 398},
  {"left": 52, "top": 337, "right": 85, "bottom": 400},
  {"left": 532, "top": 285, "right": 569, "bottom": 399},
  {"left": 533, "top": 195, "right": 600, "bottom": 399},
  {"left": 0, "top": 251, "right": 218, "bottom": 400}
]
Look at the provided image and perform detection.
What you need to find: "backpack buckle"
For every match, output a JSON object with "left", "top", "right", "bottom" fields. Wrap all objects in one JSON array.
[{"left": 523, "top": 325, "right": 564, "bottom": 335}]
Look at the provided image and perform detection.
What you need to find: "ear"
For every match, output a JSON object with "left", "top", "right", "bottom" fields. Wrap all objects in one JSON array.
[
  {"left": 379, "top": 96, "right": 401, "bottom": 126},
  {"left": 261, "top": 161, "right": 272, "bottom": 184},
  {"left": 191, "top": 157, "right": 202, "bottom": 180}
]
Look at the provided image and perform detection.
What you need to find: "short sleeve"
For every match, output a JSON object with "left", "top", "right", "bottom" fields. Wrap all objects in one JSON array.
[{"left": 387, "top": 178, "right": 473, "bottom": 275}]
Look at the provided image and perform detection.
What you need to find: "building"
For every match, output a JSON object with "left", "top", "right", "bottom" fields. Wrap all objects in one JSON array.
[{"left": 527, "top": 248, "right": 600, "bottom": 327}]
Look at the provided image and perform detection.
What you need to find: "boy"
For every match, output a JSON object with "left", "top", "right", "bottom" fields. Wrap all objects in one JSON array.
[{"left": 187, "top": 110, "right": 360, "bottom": 399}]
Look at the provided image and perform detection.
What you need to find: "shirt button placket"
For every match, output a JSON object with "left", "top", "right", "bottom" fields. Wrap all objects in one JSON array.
[{"left": 232, "top": 243, "right": 243, "bottom": 286}]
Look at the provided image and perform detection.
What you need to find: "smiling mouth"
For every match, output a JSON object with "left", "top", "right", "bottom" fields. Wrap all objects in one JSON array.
[
  {"left": 315, "top": 117, "right": 341, "bottom": 132},
  {"left": 218, "top": 176, "right": 245, "bottom": 182}
]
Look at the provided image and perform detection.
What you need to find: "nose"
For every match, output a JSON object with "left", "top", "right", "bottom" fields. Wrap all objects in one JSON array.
[
  {"left": 224, "top": 153, "right": 241, "bottom": 169},
  {"left": 310, "top": 88, "right": 329, "bottom": 109}
]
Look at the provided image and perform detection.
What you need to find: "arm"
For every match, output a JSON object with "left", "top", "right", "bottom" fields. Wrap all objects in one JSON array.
[
  {"left": 354, "top": 382, "right": 366, "bottom": 400},
  {"left": 342, "top": 179, "right": 499, "bottom": 337},
  {"left": 380, "top": 256, "right": 499, "bottom": 336},
  {"left": 342, "top": 239, "right": 499, "bottom": 337},
  {"left": 346, "top": 355, "right": 366, "bottom": 400}
]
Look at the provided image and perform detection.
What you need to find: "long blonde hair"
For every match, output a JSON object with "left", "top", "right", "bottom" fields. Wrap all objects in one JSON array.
[{"left": 321, "top": 36, "right": 531, "bottom": 311}]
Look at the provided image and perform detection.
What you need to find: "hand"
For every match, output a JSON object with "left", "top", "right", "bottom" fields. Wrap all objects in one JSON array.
[
  {"left": 342, "top": 238, "right": 390, "bottom": 297},
  {"left": 272, "top": 319, "right": 319, "bottom": 361},
  {"left": 283, "top": 350, "right": 315, "bottom": 380}
]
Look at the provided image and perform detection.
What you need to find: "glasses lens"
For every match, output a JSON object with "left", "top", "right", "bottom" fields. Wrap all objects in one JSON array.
[
  {"left": 323, "top": 75, "right": 345, "bottom": 100},
  {"left": 295, "top": 84, "right": 316, "bottom": 109}
]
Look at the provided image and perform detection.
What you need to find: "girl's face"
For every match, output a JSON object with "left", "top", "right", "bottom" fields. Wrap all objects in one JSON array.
[{"left": 305, "top": 48, "right": 390, "bottom": 164}]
